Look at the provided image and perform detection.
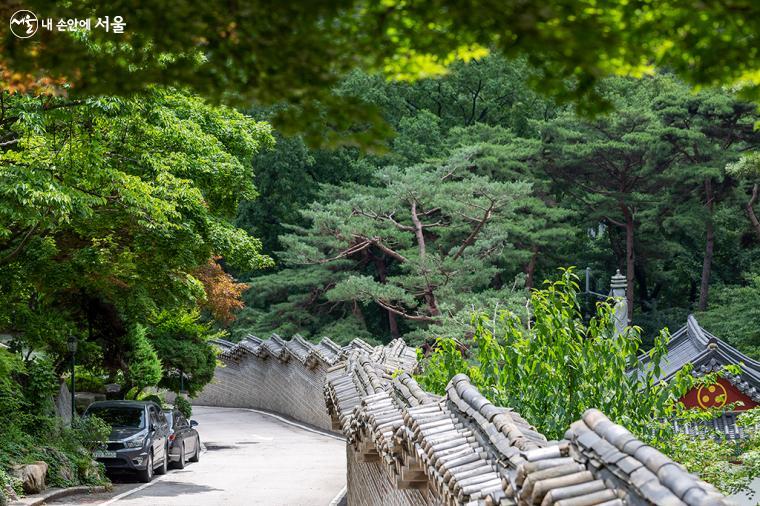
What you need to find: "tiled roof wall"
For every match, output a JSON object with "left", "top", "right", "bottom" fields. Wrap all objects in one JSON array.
[{"left": 196, "top": 336, "right": 733, "bottom": 505}]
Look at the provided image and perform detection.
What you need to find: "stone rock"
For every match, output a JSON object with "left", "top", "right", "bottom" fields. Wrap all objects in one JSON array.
[
  {"left": 2, "top": 484, "right": 18, "bottom": 503},
  {"left": 11, "top": 461, "right": 48, "bottom": 494},
  {"left": 53, "top": 381, "right": 72, "bottom": 426},
  {"left": 58, "top": 462, "right": 75, "bottom": 484}
]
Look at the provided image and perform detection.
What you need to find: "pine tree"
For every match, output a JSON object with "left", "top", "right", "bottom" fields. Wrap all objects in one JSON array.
[
  {"left": 541, "top": 77, "right": 677, "bottom": 323},
  {"left": 655, "top": 86, "right": 760, "bottom": 310}
]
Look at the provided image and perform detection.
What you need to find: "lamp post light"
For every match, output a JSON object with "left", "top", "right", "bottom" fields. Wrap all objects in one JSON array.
[{"left": 67, "top": 334, "right": 77, "bottom": 421}]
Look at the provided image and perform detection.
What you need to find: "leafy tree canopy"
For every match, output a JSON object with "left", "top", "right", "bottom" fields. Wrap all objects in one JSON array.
[
  {"left": 0, "top": 87, "right": 273, "bottom": 392},
  {"left": 232, "top": 58, "right": 760, "bottom": 357},
  {"left": 1, "top": 2, "right": 759, "bottom": 146}
]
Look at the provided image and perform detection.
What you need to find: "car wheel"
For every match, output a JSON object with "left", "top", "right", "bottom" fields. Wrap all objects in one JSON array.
[
  {"left": 175, "top": 443, "right": 186, "bottom": 469},
  {"left": 137, "top": 452, "right": 153, "bottom": 483},
  {"left": 189, "top": 437, "right": 200, "bottom": 462},
  {"left": 155, "top": 445, "right": 169, "bottom": 475}
]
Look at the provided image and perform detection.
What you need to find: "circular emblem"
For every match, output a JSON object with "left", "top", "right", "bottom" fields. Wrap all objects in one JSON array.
[
  {"left": 9, "top": 10, "right": 38, "bottom": 39},
  {"left": 697, "top": 383, "right": 727, "bottom": 409}
]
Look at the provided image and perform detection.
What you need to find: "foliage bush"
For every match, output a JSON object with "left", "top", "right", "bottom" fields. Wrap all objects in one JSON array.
[
  {"left": 71, "top": 368, "right": 108, "bottom": 394},
  {"left": 0, "top": 350, "right": 110, "bottom": 494},
  {"left": 416, "top": 268, "right": 760, "bottom": 493},
  {"left": 174, "top": 396, "right": 193, "bottom": 420},
  {"left": 655, "top": 407, "right": 760, "bottom": 496},
  {"left": 417, "top": 268, "right": 699, "bottom": 438},
  {"left": 0, "top": 466, "right": 23, "bottom": 502},
  {"left": 0, "top": 416, "right": 109, "bottom": 491},
  {"left": 125, "top": 325, "right": 163, "bottom": 396},
  {"left": 147, "top": 309, "right": 222, "bottom": 396},
  {"left": 698, "top": 275, "right": 760, "bottom": 360}
]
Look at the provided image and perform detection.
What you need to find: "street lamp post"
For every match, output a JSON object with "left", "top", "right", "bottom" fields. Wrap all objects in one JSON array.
[{"left": 67, "top": 334, "right": 77, "bottom": 421}]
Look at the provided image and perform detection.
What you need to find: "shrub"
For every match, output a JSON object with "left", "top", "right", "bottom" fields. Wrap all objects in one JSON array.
[
  {"left": 125, "top": 325, "right": 163, "bottom": 395},
  {"left": 70, "top": 416, "right": 111, "bottom": 453},
  {"left": 417, "top": 268, "right": 696, "bottom": 439},
  {"left": 174, "top": 395, "right": 192, "bottom": 419},
  {"left": 0, "top": 416, "right": 109, "bottom": 491},
  {"left": 140, "top": 394, "right": 164, "bottom": 407},
  {"left": 21, "top": 359, "right": 58, "bottom": 416},
  {"left": 416, "top": 268, "right": 760, "bottom": 493},
  {"left": 72, "top": 368, "right": 107, "bottom": 394}
]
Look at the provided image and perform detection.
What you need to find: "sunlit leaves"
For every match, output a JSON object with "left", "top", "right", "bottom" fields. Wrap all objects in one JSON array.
[{"left": 0, "top": 88, "right": 273, "bottom": 387}]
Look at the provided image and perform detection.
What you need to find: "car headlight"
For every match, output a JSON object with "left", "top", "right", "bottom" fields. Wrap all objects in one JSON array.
[{"left": 122, "top": 430, "right": 148, "bottom": 448}]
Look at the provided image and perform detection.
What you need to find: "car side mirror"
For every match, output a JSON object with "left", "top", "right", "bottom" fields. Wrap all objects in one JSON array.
[{"left": 190, "top": 420, "right": 198, "bottom": 427}]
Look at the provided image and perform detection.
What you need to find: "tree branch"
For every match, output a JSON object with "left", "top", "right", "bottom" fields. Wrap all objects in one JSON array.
[
  {"left": 352, "top": 208, "right": 414, "bottom": 231},
  {"left": 314, "top": 239, "right": 372, "bottom": 264},
  {"left": 351, "top": 234, "right": 409, "bottom": 263},
  {"left": 452, "top": 201, "right": 495, "bottom": 260},
  {"left": 374, "top": 298, "right": 440, "bottom": 322},
  {"left": 0, "top": 222, "right": 38, "bottom": 264},
  {"left": 409, "top": 199, "right": 426, "bottom": 259}
]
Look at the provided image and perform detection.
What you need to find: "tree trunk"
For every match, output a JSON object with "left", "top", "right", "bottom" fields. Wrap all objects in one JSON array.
[
  {"left": 372, "top": 253, "right": 400, "bottom": 339},
  {"left": 410, "top": 200, "right": 426, "bottom": 259},
  {"left": 622, "top": 204, "right": 634, "bottom": 324},
  {"left": 387, "top": 312, "right": 400, "bottom": 340},
  {"left": 410, "top": 199, "right": 440, "bottom": 316},
  {"left": 423, "top": 290, "right": 441, "bottom": 316},
  {"left": 747, "top": 183, "right": 760, "bottom": 240},
  {"left": 525, "top": 245, "right": 539, "bottom": 290},
  {"left": 351, "top": 300, "right": 366, "bottom": 327},
  {"left": 698, "top": 179, "right": 715, "bottom": 311}
]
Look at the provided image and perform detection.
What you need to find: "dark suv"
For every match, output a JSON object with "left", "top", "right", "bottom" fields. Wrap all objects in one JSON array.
[{"left": 84, "top": 400, "right": 170, "bottom": 482}]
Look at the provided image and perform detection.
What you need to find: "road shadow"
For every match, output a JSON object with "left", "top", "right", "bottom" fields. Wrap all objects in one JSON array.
[{"left": 129, "top": 481, "right": 224, "bottom": 498}]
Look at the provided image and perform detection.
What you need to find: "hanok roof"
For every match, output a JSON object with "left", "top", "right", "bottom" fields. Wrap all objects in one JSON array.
[{"left": 638, "top": 315, "right": 760, "bottom": 404}]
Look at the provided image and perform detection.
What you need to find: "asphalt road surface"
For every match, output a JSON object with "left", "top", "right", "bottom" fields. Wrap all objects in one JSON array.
[{"left": 48, "top": 406, "right": 347, "bottom": 506}]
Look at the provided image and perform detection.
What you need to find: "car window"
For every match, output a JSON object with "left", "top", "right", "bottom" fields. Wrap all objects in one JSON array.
[
  {"left": 149, "top": 408, "right": 159, "bottom": 427},
  {"left": 86, "top": 406, "right": 145, "bottom": 428}
]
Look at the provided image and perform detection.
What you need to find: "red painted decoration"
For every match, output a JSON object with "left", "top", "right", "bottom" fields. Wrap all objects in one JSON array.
[{"left": 680, "top": 378, "right": 757, "bottom": 411}]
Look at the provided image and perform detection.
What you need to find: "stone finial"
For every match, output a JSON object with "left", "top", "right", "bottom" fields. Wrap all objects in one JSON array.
[
  {"left": 610, "top": 270, "right": 628, "bottom": 335},
  {"left": 610, "top": 269, "right": 626, "bottom": 298}
]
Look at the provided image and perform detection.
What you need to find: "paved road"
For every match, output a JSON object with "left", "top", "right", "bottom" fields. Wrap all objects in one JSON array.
[{"left": 49, "top": 406, "right": 346, "bottom": 506}]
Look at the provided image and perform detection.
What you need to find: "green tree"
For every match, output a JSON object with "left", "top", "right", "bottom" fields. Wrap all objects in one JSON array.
[
  {"left": 416, "top": 268, "right": 716, "bottom": 438},
  {"left": 655, "top": 86, "right": 760, "bottom": 310},
  {"left": 541, "top": 77, "right": 678, "bottom": 323},
  {"left": 124, "top": 325, "right": 162, "bottom": 394},
  {"left": 234, "top": 132, "right": 369, "bottom": 263},
  {"left": 2, "top": 1, "right": 759, "bottom": 146},
  {"left": 148, "top": 309, "right": 221, "bottom": 397},
  {"left": 243, "top": 156, "right": 532, "bottom": 344},
  {"left": 727, "top": 152, "right": 760, "bottom": 241},
  {"left": 444, "top": 125, "right": 575, "bottom": 288},
  {"left": 698, "top": 275, "right": 760, "bottom": 360},
  {"left": 0, "top": 88, "right": 273, "bottom": 389}
]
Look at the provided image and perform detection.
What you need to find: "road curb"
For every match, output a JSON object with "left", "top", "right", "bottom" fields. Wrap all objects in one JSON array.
[
  {"left": 241, "top": 408, "right": 345, "bottom": 441},
  {"left": 9, "top": 485, "right": 109, "bottom": 506},
  {"left": 328, "top": 485, "right": 347, "bottom": 506}
]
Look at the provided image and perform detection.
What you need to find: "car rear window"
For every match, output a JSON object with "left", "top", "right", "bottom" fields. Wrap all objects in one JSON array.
[{"left": 87, "top": 406, "right": 145, "bottom": 428}]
